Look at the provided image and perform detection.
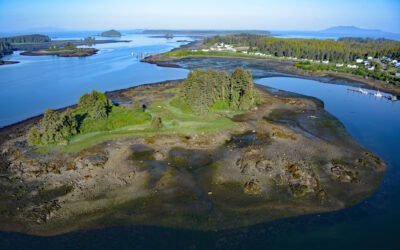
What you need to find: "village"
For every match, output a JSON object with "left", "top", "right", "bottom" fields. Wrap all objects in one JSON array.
[{"left": 192, "top": 42, "right": 400, "bottom": 78}]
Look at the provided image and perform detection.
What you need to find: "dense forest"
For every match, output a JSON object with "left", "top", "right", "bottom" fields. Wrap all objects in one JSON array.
[
  {"left": 0, "top": 41, "right": 13, "bottom": 57},
  {"left": 205, "top": 34, "right": 400, "bottom": 62},
  {"left": 0, "top": 34, "right": 51, "bottom": 43},
  {"left": 180, "top": 68, "right": 257, "bottom": 113}
]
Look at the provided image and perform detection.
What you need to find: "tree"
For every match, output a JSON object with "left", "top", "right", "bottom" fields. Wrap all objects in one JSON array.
[
  {"left": 230, "top": 68, "right": 255, "bottom": 110},
  {"left": 181, "top": 68, "right": 256, "bottom": 113},
  {"left": 30, "top": 109, "right": 79, "bottom": 145},
  {"left": 27, "top": 127, "right": 41, "bottom": 145},
  {"left": 78, "top": 90, "right": 110, "bottom": 120}
]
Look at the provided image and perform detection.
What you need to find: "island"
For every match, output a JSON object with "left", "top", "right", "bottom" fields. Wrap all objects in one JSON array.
[
  {"left": 0, "top": 34, "right": 129, "bottom": 60},
  {"left": 21, "top": 42, "right": 98, "bottom": 57},
  {"left": 100, "top": 29, "right": 122, "bottom": 37},
  {"left": 0, "top": 68, "right": 385, "bottom": 236}
]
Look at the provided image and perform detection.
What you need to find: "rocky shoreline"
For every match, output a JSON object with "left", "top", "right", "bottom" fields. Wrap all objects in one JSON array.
[{"left": 0, "top": 80, "right": 386, "bottom": 236}]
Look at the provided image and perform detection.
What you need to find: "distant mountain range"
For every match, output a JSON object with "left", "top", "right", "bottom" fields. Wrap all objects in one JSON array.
[
  {"left": 273, "top": 26, "right": 400, "bottom": 40},
  {"left": 320, "top": 26, "right": 400, "bottom": 39}
]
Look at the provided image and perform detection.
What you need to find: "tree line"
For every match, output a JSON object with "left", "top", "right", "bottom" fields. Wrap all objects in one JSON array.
[
  {"left": 205, "top": 34, "right": 400, "bottom": 62},
  {"left": 28, "top": 91, "right": 111, "bottom": 145},
  {"left": 180, "top": 68, "right": 257, "bottom": 113},
  {"left": 0, "top": 41, "right": 13, "bottom": 57},
  {"left": 0, "top": 34, "right": 51, "bottom": 44}
]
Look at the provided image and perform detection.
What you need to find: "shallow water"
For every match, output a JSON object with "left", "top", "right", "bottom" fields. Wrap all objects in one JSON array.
[{"left": 1, "top": 35, "right": 400, "bottom": 249}]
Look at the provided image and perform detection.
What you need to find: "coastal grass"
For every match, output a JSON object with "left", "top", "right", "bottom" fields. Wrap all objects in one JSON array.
[{"left": 42, "top": 95, "right": 239, "bottom": 152}]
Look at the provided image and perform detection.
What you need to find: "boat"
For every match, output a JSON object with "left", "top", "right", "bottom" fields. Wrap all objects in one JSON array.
[
  {"left": 358, "top": 88, "right": 369, "bottom": 95},
  {"left": 374, "top": 90, "right": 383, "bottom": 98}
]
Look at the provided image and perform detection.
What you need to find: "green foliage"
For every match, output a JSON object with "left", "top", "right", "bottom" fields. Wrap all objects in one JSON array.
[
  {"left": 205, "top": 34, "right": 400, "bottom": 62},
  {"left": 169, "top": 97, "right": 193, "bottom": 114},
  {"left": 34, "top": 109, "right": 79, "bottom": 145},
  {"left": 230, "top": 68, "right": 255, "bottom": 110},
  {"left": 181, "top": 68, "right": 256, "bottom": 114},
  {"left": 27, "top": 127, "right": 41, "bottom": 145},
  {"left": 151, "top": 116, "right": 163, "bottom": 130},
  {"left": 210, "top": 100, "right": 230, "bottom": 111},
  {"left": 78, "top": 90, "right": 110, "bottom": 120},
  {"left": 78, "top": 105, "right": 152, "bottom": 133},
  {"left": 295, "top": 61, "right": 400, "bottom": 86},
  {"left": 0, "top": 34, "right": 51, "bottom": 44},
  {"left": 0, "top": 41, "right": 13, "bottom": 57}
]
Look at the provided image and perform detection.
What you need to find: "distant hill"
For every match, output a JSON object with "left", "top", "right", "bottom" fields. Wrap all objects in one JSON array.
[
  {"left": 0, "top": 34, "right": 51, "bottom": 43},
  {"left": 100, "top": 29, "right": 122, "bottom": 37},
  {"left": 320, "top": 26, "right": 400, "bottom": 39},
  {"left": 143, "top": 30, "right": 271, "bottom": 36}
]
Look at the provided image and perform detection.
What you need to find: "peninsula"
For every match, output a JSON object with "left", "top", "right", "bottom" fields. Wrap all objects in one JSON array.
[
  {"left": 144, "top": 34, "right": 400, "bottom": 95},
  {"left": 0, "top": 69, "right": 385, "bottom": 235}
]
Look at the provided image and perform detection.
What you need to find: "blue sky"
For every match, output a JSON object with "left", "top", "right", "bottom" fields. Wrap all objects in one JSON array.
[{"left": 1, "top": 0, "right": 399, "bottom": 33}]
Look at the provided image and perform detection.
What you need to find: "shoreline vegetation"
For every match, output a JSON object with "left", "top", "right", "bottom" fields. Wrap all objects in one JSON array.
[
  {"left": 0, "top": 33, "right": 130, "bottom": 63},
  {"left": 143, "top": 35, "right": 400, "bottom": 95},
  {"left": 21, "top": 42, "right": 98, "bottom": 57},
  {"left": 0, "top": 71, "right": 386, "bottom": 236}
]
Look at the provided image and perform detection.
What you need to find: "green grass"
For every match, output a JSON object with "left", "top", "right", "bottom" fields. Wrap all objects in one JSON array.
[
  {"left": 78, "top": 106, "right": 152, "bottom": 133},
  {"left": 41, "top": 95, "right": 239, "bottom": 152}
]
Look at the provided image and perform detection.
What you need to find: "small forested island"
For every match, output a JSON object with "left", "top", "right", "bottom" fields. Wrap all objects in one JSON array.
[
  {"left": 147, "top": 34, "right": 400, "bottom": 92},
  {"left": 100, "top": 29, "right": 122, "bottom": 37},
  {"left": 0, "top": 68, "right": 385, "bottom": 235},
  {"left": 21, "top": 42, "right": 98, "bottom": 57}
]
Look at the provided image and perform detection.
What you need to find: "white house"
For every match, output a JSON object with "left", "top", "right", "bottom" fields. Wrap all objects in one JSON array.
[
  {"left": 336, "top": 63, "right": 344, "bottom": 67},
  {"left": 347, "top": 64, "right": 359, "bottom": 69},
  {"left": 322, "top": 60, "right": 329, "bottom": 64},
  {"left": 356, "top": 58, "right": 364, "bottom": 63},
  {"left": 392, "top": 60, "right": 398, "bottom": 64},
  {"left": 368, "top": 66, "right": 375, "bottom": 71},
  {"left": 368, "top": 56, "right": 373, "bottom": 60}
]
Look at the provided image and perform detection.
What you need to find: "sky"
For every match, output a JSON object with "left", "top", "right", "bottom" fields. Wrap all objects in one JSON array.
[{"left": 0, "top": 0, "right": 399, "bottom": 33}]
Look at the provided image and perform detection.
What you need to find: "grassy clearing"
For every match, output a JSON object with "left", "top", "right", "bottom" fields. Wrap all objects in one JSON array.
[{"left": 41, "top": 89, "right": 240, "bottom": 152}]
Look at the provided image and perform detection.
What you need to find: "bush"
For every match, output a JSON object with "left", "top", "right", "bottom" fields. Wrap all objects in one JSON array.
[
  {"left": 151, "top": 117, "right": 163, "bottom": 130},
  {"left": 27, "top": 127, "right": 41, "bottom": 145}
]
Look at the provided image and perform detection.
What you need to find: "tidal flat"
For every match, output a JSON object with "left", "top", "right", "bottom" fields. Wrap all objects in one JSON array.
[{"left": 0, "top": 80, "right": 385, "bottom": 236}]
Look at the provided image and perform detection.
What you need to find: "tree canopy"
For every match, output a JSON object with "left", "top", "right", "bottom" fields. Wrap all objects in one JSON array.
[
  {"left": 181, "top": 68, "right": 256, "bottom": 113},
  {"left": 0, "top": 34, "right": 51, "bottom": 43},
  {"left": 78, "top": 90, "right": 110, "bottom": 120},
  {"left": 205, "top": 34, "right": 400, "bottom": 62}
]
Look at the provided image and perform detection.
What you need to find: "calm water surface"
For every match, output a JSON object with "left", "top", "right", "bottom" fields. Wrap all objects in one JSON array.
[
  {"left": 0, "top": 34, "right": 190, "bottom": 127},
  {"left": 0, "top": 33, "right": 399, "bottom": 249}
]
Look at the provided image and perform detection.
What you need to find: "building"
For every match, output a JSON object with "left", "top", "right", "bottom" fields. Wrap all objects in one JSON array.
[
  {"left": 347, "top": 64, "right": 359, "bottom": 69},
  {"left": 356, "top": 58, "right": 364, "bottom": 63},
  {"left": 368, "top": 66, "right": 375, "bottom": 71},
  {"left": 336, "top": 63, "right": 344, "bottom": 67},
  {"left": 322, "top": 60, "right": 329, "bottom": 64},
  {"left": 368, "top": 56, "right": 373, "bottom": 60}
]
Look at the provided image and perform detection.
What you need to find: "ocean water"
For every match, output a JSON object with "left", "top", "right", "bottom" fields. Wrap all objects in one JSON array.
[
  {"left": 0, "top": 33, "right": 399, "bottom": 249},
  {"left": 0, "top": 33, "right": 190, "bottom": 127}
]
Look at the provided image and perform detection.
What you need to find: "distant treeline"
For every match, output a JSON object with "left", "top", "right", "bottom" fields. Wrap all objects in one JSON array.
[
  {"left": 0, "top": 41, "right": 13, "bottom": 57},
  {"left": 205, "top": 34, "right": 400, "bottom": 62},
  {"left": 143, "top": 30, "right": 271, "bottom": 36},
  {"left": 0, "top": 34, "right": 51, "bottom": 44}
]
